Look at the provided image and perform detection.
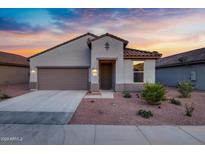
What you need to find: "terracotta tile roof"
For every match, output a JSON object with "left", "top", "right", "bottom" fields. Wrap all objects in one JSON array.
[
  {"left": 124, "top": 48, "right": 162, "bottom": 59},
  {"left": 0, "top": 51, "right": 29, "bottom": 67},
  {"left": 156, "top": 47, "right": 205, "bottom": 68}
]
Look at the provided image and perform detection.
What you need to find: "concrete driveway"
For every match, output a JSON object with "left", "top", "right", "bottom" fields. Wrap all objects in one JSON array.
[{"left": 0, "top": 91, "right": 86, "bottom": 124}]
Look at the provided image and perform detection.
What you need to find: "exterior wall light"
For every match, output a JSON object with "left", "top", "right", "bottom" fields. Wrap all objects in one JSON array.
[
  {"left": 92, "top": 68, "right": 98, "bottom": 76},
  {"left": 31, "top": 69, "right": 36, "bottom": 73},
  {"left": 104, "top": 42, "right": 110, "bottom": 50}
]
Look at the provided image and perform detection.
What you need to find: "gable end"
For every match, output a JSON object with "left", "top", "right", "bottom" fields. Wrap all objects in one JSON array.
[{"left": 29, "top": 33, "right": 97, "bottom": 59}]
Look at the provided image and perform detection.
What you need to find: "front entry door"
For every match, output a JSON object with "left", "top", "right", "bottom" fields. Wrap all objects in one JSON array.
[{"left": 100, "top": 63, "right": 113, "bottom": 90}]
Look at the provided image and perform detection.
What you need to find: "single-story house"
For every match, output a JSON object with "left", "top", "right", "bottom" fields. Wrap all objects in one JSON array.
[
  {"left": 29, "top": 33, "right": 161, "bottom": 91},
  {"left": 156, "top": 47, "right": 205, "bottom": 90},
  {"left": 0, "top": 51, "right": 29, "bottom": 85}
]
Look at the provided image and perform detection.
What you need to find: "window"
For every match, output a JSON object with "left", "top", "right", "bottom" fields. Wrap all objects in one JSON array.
[{"left": 133, "top": 61, "right": 144, "bottom": 83}]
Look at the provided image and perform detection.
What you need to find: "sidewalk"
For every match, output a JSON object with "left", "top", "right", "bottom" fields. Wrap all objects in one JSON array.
[{"left": 0, "top": 124, "right": 204, "bottom": 145}]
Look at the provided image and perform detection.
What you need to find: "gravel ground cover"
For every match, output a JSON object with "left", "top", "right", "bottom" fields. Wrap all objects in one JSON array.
[{"left": 70, "top": 88, "right": 205, "bottom": 125}]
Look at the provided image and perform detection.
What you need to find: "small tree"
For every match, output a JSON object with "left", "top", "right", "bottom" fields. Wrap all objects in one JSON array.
[
  {"left": 178, "top": 81, "right": 193, "bottom": 97},
  {"left": 142, "top": 83, "right": 165, "bottom": 105}
]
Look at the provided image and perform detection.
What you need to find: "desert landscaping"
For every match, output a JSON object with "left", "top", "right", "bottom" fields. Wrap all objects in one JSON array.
[
  {"left": 0, "top": 84, "right": 30, "bottom": 97},
  {"left": 1, "top": 83, "right": 205, "bottom": 126},
  {"left": 70, "top": 87, "right": 205, "bottom": 125},
  {"left": 0, "top": 84, "right": 30, "bottom": 101}
]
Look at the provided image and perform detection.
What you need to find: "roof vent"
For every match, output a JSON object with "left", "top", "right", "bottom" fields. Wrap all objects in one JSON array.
[{"left": 104, "top": 42, "right": 110, "bottom": 50}]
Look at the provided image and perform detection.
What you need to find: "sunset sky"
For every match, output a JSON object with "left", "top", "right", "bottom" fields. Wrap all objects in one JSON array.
[{"left": 0, "top": 8, "right": 205, "bottom": 57}]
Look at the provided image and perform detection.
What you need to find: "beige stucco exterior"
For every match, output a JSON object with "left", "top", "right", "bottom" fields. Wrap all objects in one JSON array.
[
  {"left": 90, "top": 36, "right": 156, "bottom": 91},
  {"left": 122, "top": 59, "right": 156, "bottom": 91},
  {"left": 144, "top": 60, "right": 156, "bottom": 83},
  {"left": 29, "top": 33, "right": 157, "bottom": 91},
  {"left": 90, "top": 36, "right": 124, "bottom": 90},
  {"left": 124, "top": 59, "right": 156, "bottom": 84},
  {"left": 30, "top": 34, "right": 95, "bottom": 83}
]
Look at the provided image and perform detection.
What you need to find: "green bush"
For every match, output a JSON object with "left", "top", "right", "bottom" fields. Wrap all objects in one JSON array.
[
  {"left": 142, "top": 83, "right": 165, "bottom": 105},
  {"left": 178, "top": 81, "right": 193, "bottom": 97},
  {"left": 169, "top": 98, "right": 181, "bottom": 106},
  {"left": 122, "top": 91, "right": 132, "bottom": 98},
  {"left": 137, "top": 109, "right": 153, "bottom": 119}
]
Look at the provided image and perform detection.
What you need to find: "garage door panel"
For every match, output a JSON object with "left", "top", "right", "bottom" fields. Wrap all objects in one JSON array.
[{"left": 38, "top": 68, "right": 88, "bottom": 90}]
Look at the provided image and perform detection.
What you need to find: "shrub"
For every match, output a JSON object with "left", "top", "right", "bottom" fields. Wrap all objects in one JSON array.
[
  {"left": 169, "top": 98, "right": 181, "bottom": 106},
  {"left": 185, "top": 102, "right": 194, "bottom": 117},
  {"left": 122, "top": 91, "right": 132, "bottom": 98},
  {"left": 136, "top": 93, "right": 140, "bottom": 98},
  {"left": 142, "top": 83, "right": 165, "bottom": 105},
  {"left": 178, "top": 81, "right": 193, "bottom": 98},
  {"left": 0, "top": 94, "right": 11, "bottom": 100},
  {"left": 90, "top": 100, "right": 95, "bottom": 103},
  {"left": 137, "top": 109, "right": 153, "bottom": 119}
]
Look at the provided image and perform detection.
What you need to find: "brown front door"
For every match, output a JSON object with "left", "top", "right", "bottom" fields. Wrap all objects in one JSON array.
[{"left": 100, "top": 62, "right": 113, "bottom": 90}]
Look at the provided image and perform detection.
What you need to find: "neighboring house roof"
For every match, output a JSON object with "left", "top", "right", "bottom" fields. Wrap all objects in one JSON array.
[
  {"left": 0, "top": 51, "right": 29, "bottom": 67},
  {"left": 124, "top": 48, "right": 162, "bottom": 59},
  {"left": 89, "top": 33, "right": 129, "bottom": 46},
  {"left": 156, "top": 47, "right": 205, "bottom": 68},
  {"left": 29, "top": 33, "right": 98, "bottom": 59}
]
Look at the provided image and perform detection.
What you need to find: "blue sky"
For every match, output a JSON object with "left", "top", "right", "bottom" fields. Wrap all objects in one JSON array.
[{"left": 0, "top": 8, "right": 205, "bottom": 57}]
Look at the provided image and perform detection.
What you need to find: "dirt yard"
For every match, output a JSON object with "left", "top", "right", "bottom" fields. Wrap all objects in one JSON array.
[
  {"left": 0, "top": 84, "right": 30, "bottom": 97},
  {"left": 70, "top": 88, "right": 205, "bottom": 125}
]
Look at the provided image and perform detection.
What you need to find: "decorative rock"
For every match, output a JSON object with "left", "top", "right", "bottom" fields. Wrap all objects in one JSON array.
[{"left": 90, "top": 100, "right": 95, "bottom": 103}]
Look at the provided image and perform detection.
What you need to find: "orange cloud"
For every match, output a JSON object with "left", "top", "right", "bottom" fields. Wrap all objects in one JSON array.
[
  {"left": 1, "top": 9, "right": 205, "bottom": 57},
  {"left": 3, "top": 48, "right": 43, "bottom": 57},
  {"left": 0, "top": 31, "right": 79, "bottom": 57}
]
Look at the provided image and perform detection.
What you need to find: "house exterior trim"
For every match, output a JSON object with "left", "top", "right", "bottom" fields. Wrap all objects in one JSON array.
[
  {"left": 156, "top": 60, "right": 205, "bottom": 68},
  {"left": 29, "top": 33, "right": 98, "bottom": 59},
  {"left": 0, "top": 62, "right": 29, "bottom": 68},
  {"left": 90, "top": 33, "right": 129, "bottom": 45},
  {"left": 36, "top": 66, "right": 90, "bottom": 69},
  {"left": 124, "top": 57, "right": 161, "bottom": 60}
]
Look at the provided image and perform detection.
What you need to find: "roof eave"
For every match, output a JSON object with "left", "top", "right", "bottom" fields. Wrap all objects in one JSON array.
[
  {"left": 156, "top": 59, "right": 205, "bottom": 68},
  {"left": 124, "top": 56, "right": 161, "bottom": 60},
  {"left": 90, "top": 33, "right": 129, "bottom": 46},
  {"left": 0, "top": 62, "right": 29, "bottom": 67},
  {"left": 29, "top": 32, "right": 97, "bottom": 59}
]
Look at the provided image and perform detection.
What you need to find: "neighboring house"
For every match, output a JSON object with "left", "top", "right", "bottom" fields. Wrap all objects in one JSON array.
[
  {"left": 156, "top": 47, "right": 205, "bottom": 90},
  {"left": 29, "top": 33, "right": 161, "bottom": 91},
  {"left": 0, "top": 51, "right": 29, "bottom": 85}
]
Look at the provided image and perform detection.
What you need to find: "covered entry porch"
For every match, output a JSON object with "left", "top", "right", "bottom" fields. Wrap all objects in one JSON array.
[{"left": 90, "top": 58, "right": 117, "bottom": 92}]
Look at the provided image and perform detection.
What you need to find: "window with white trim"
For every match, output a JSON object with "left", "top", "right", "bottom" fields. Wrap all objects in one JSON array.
[{"left": 133, "top": 61, "right": 144, "bottom": 83}]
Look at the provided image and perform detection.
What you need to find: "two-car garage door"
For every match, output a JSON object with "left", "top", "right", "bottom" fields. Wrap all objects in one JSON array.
[{"left": 38, "top": 68, "right": 89, "bottom": 90}]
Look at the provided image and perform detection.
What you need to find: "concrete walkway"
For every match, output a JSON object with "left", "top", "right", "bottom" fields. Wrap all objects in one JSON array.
[
  {"left": 84, "top": 91, "right": 114, "bottom": 99},
  {"left": 0, "top": 91, "right": 86, "bottom": 124},
  {"left": 0, "top": 124, "right": 204, "bottom": 145}
]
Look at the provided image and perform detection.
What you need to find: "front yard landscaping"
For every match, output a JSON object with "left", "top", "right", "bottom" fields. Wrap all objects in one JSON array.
[
  {"left": 0, "top": 84, "right": 30, "bottom": 101},
  {"left": 70, "top": 87, "right": 205, "bottom": 125}
]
